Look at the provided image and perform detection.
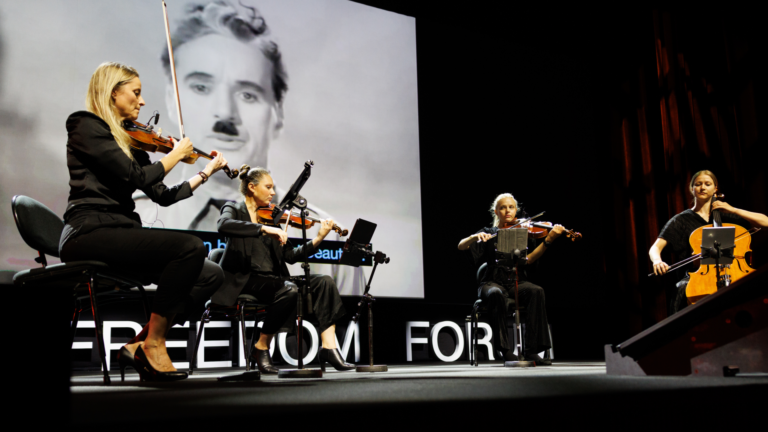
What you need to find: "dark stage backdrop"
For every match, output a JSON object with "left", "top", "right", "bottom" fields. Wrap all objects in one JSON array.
[{"left": 353, "top": 2, "right": 768, "bottom": 359}]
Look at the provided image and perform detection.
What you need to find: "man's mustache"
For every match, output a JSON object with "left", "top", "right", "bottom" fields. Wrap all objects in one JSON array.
[{"left": 213, "top": 120, "right": 239, "bottom": 136}]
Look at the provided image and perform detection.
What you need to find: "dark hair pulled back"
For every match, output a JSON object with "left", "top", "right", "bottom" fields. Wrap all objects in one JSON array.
[{"left": 238, "top": 164, "right": 271, "bottom": 196}]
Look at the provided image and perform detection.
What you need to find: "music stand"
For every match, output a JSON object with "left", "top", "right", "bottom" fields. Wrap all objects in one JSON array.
[
  {"left": 341, "top": 219, "right": 390, "bottom": 372},
  {"left": 495, "top": 228, "right": 534, "bottom": 368},
  {"left": 278, "top": 161, "right": 323, "bottom": 378},
  {"left": 701, "top": 226, "right": 736, "bottom": 289}
]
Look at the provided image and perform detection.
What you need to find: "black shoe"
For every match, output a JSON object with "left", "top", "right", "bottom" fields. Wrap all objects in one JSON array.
[
  {"left": 524, "top": 352, "right": 552, "bottom": 366},
  {"left": 117, "top": 346, "right": 137, "bottom": 382},
  {"left": 318, "top": 348, "right": 355, "bottom": 372},
  {"left": 498, "top": 349, "right": 518, "bottom": 362},
  {"left": 133, "top": 346, "right": 188, "bottom": 382},
  {"left": 250, "top": 347, "right": 279, "bottom": 374}
]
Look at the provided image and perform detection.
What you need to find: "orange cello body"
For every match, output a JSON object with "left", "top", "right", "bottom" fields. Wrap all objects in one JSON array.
[{"left": 685, "top": 223, "right": 754, "bottom": 304}]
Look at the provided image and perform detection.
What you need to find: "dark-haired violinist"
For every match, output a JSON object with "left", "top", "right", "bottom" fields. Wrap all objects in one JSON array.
[
  {"left": 209, "top": 164, "right": 355, "bottom": 374},
  {"left": 457, "top": 193, "right": 564, "bottom": 365},
  {"left": 649, "top": 170, "right": 768, "bottom": 314},
  {"left": 59, "top": 62, "right": 230, "bottom": 381}
]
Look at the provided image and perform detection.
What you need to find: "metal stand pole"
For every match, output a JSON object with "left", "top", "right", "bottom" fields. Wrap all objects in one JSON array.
[
  {"left": 505, "top": 266, "right": 533, "bottom": 368},
  {"left": 279, "top": 203, "right": 322, "bottom": 378},
  {"left": 355, "top": 258, "right": 388, "bottom": 372}
]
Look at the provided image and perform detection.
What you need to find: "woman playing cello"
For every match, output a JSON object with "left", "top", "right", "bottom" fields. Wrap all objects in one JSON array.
[
  {"left": 59, "top": 62, "right": 230, "bottom": 381},
  {"left": 649, "top": 170, "right": 768, "bottom": 314},
  {"left": 457, "top": 193, "right": 565, "bottom": 365}
]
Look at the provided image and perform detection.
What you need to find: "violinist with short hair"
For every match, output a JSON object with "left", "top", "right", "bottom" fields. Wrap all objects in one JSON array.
[
  {"left": 649, "top": 170, "right": 768, "bottom": 314},
  {"left": 210, "top": 164, "right": 354, "bottom": 374},
  {"left": 458, "top": 193, "right": 564, "bottom": 365},
  {"left": 59, "top": 62, "right": 230, "bottom": 381}
]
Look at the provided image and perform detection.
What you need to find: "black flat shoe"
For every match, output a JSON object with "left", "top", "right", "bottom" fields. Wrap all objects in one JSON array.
[
  {"left": 133, "top": 346, "right": 188, "bottom": 382},
  {"left": 318, "top": 348, "right": 355, "bottom": 372},
  {"left": 117, "top": 346, "right": 137, "bottom": 382},
  {"left": 524, "top": 352, "right": 552, "bottom": 366},
  {"left": 250, "top": 348, "right": 279, "bottom": 374},
  {"left": 498, "top": 349, "right": 518, "bottom": 362}
]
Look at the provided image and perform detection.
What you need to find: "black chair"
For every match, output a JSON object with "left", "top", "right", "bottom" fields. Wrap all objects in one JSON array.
[
  {"left": 11, "top": 195, "right": 150, "bottom": 384},
  {"left": 189, "top": 248, "right": 269, "bottom": 374},
  {"left": 467, "top": 262, "right": 522, "bottom": 366}
]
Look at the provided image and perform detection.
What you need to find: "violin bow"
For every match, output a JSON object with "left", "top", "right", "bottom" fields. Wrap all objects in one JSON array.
[{"left": 161, "top": 0, "right": 185, "bottom": 140}]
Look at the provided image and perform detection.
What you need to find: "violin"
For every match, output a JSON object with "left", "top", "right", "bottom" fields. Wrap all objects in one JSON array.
[
  {"left": 481, "top": 212, "right": 582, "bottom": 242},
  {"left": 526, "top": 222, "right": 582, "bottom": 241},
  {"left": 124, "top": 118, "right": 239, "bottom": 179},
  {"left": 685, "top": 193, "right": 756, "bottom": 304},
  {"left": 256, "top": 204, "right": 349, "bottom": 237},
  {"left": 123, "top": 0, "right": 238, "bottom": 180}
]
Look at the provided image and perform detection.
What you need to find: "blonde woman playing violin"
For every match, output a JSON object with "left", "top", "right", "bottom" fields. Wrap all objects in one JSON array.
[
  {"left": 458, "top": 193, "right": 564, "bottom": 365},
  {"left": 649, "top": 170, "right": 768, "bottom": 314},
  {"left": 209, "top": 165, "right": 354, "bottom": 374},
  {"left": 59, "top": 62, "right": 230, "bottom": 381}
]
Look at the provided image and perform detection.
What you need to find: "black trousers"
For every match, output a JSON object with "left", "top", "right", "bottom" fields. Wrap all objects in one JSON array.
[
  {"left": 240, "top": 274, "right": 346, "bottom": 335},
  {"left": 478, "top": 281, "right": 551, "bottom": 354},
  {"left": 60, "top": 226, "right": 223, "bottom": 323}
]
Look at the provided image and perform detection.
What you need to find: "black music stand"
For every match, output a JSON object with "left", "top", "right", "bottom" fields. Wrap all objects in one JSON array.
[
  {"left": 277, "top": 161, "right": 323, "bottom": 379},
  {"left": 341, "top": 219, "right": 390, "bottom": 372},
  {"left": 495, "top": 228, "right": 534, "bottom": 368},
  {"left": 701, "top": 226, "right": 736, "bottom": 289}
]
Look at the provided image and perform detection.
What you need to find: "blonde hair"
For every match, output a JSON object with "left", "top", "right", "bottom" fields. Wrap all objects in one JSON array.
[
  {"left": 85, "top": 62, "right": 139, "bottom": 160},
  {"left": 238, "top": 164, "right": 271, "bottom": 196},
  {"left": 490, "top": 193, "right": 518, "bottom": 227}
]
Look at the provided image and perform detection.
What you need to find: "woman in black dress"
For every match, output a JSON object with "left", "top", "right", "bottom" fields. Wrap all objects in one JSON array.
[
  {"left": 649, "top": 170, "right": 768, "bottom": 314},
  {"left": 457, "top": 193, "right": 564, "bottom": 365},
  {"left": 59, "top": 62, "right": 229, "bottom": 381},
  {"left": 211, "top": 164, "right": 354, "bottom": 373}
]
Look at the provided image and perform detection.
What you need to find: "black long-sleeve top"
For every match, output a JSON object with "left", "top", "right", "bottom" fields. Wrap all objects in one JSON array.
[
  {"left": 469, "top": 226, "right": 538, "bottom": 284},
  {"left": 211, "top": 200, "right": 318, "bottom": 305},
  {"left": 59, "top": 111, "right": 192, "bottom": 249}
]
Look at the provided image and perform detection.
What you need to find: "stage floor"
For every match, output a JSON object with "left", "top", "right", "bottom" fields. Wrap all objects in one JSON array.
[{"left": 71, "top": 362, "right": 768, "bottom": 425}]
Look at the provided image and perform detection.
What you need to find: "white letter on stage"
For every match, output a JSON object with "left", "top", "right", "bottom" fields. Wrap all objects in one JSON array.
[
  {"left": 238, "top": 321, "right": 276, "bottom": 366},
  {"left": 430, "top": 321, "right": 465, "bottom": 362},
  {"left": 465, "top": 321, "right": 495, "bottom": 361},
  {"left": 406, "top": 321, "right": 430, "bottom": 361},
  {"left": 103, "top": 321, "right": 144, "bottom": 371},
  {"left": 278, "top": 321, "right": 319, "bottom": 366},
  {"left": 196, "top": 321, "right": 232, "bottom": 368},
  {"left": 337, "top": 320, "right": 360, "bottom": 362}
]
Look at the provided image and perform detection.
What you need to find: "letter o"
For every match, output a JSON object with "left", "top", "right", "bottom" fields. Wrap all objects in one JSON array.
[{"left": 429, "top": 321, "right": 464, "bottom": 362}]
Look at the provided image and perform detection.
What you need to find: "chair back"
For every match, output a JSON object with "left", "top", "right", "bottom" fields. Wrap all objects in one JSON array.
[
  {"left": 476, "top": 262, "right": 488, "bottom": 282},
  {"left": 11, "top": 195, "right": 63, "bottom": 258},
  {"left": 208, "top": 247, "right": 225, "bottom": 264}
]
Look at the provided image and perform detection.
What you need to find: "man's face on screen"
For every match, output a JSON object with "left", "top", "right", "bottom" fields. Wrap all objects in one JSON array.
[{"left": 170, "top": 34, "right": 280, "bottom": 179}]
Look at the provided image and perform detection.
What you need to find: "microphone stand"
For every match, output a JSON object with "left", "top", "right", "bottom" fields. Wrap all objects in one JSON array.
[{"left": 352, "top": 249, "right": 390, "bottom": 372}]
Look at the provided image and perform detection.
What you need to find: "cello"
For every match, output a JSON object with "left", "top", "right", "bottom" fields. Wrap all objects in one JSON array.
[{"left": 685, "top": 193, "right": 756, "bottom": 304}]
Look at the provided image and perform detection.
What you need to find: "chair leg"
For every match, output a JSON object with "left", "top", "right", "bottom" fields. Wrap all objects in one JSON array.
[
  {"left": 472, "top": 311, "right": 480, "bottom": 366},
  {"left": 247, "top": 315, "right": 260, "bottom": 368},
  {"left": 137, "top": 285, "right": 150, "bottom": 322},
  {"left": 189, "top": 307, "right": 210, "bottom": 375},
  {"left": 71, "top": 299, "right": 81, "bottom": 348},
  {"left": 469, "top": 309, "right": 476, "bottom": 366},
  {"left": 238, "top": 302, "right": 250, "bottom": 372},
  {"left": 88, "top": 273, "right": 110, "bottom": 385}
]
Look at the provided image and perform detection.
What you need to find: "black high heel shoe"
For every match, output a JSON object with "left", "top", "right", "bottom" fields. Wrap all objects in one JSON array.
[
  {"left": 250, "top": 347, "right": 279, "bottom": 374},
  {"left": 318, "top": 348, "right": 355, "bottom": 372},
  {"left": 117, "top": 346, "right": 137, "bottom": 382},
  {"left": 133, "top": 346, "right": 188, "bottom": 382}
]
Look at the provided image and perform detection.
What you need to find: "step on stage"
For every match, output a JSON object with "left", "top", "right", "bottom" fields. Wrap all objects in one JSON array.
[{"left": 71, "top": 362, "right": 768, "bottom": 425}]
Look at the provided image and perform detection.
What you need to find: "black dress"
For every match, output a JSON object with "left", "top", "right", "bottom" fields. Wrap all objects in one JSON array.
[
  {"left": 211, "top": 200, "right": 345, "bottom": 335},
  {"left": 468, "top": 227, "right": 551, "bottom": 355},
  {"left": 58, "top": 111, "right": 223, "bottom": 320},
  {"left": 658, "top": 209, "right": 750, "bottom": 314}
]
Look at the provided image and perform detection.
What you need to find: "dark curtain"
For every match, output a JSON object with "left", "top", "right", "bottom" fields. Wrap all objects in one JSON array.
[{"left": 604, "top": 8, "right": 768, "bottom": 335}]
